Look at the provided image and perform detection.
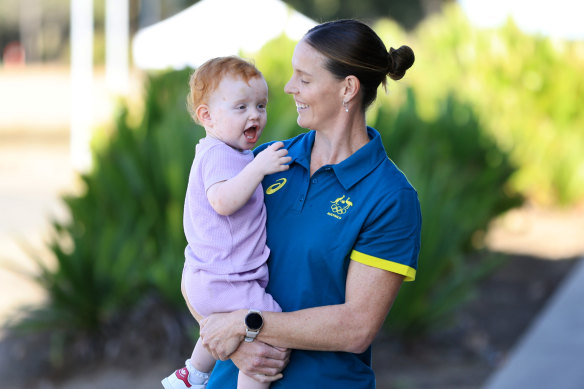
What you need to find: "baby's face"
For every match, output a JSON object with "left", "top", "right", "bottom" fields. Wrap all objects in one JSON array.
[{"left": 205, "top": 75, "right": 268, "bottom": 151}]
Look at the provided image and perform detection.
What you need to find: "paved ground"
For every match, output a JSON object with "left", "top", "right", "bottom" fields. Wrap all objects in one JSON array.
[
  {"left": 0, "top": 133, "right": 72, "bottom": 325},
  {"left": 483, "top": 258, "right": 584, "bottom": 389}
]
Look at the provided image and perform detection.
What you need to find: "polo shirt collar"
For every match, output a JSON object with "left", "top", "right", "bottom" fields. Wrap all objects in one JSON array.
[
  {"left": 289, "top": 127, "right": 387, "bottom": 190},
  {"left": 288, "top": 130, "right": 315, "bottom": 171},
  {"left": 333, "top": 127, "right": 387, "bottom": 189}
]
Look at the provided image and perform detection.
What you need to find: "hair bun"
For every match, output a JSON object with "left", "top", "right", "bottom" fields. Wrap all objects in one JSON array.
[
  {"left": 387, "top": 45, "right": 415, "bottom": 81},
  {"left": 387, "top": 47, "right": 395, "bottom": 72}
]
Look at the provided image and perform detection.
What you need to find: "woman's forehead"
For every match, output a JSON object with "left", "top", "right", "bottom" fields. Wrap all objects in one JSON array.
[{"left": 292, "top": 40, "right": 326, "bottom": 74}]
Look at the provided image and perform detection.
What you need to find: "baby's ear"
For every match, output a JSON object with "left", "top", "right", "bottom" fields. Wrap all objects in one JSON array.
[{"left": 196, "top": 104, "right": 212, "bottom": 126}]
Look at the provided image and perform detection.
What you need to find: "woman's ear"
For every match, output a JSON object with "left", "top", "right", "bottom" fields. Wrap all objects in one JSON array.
[
  {"left": 342, "top": 75, "right": 360, "bottom": 104},
  {"left": 196, "top": 104, "right": 212, "bottom": 127}
]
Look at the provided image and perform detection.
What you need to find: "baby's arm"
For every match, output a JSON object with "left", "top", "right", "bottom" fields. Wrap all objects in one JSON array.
[{"left": 207, "top": 142, "right": 290, "bottom": 216}]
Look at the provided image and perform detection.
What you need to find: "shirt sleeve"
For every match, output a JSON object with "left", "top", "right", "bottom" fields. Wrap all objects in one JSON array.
[
  {"left": 350, "top": 188, "right": 422, "bottom": 281},
  {"left": 200, "top": 143, "right": 252, "bottom": 192}
]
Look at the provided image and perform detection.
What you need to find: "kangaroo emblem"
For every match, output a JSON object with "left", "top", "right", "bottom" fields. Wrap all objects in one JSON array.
[{"left": 330, "top": 195, "right": 353, "bottom": 215}]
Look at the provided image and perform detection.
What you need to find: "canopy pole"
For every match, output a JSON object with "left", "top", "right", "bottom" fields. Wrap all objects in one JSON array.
[
  {"left": 70, "top": 0, "right": 94, "bottom": 172},
  {"left": 105, "top": 0, "right": 129, "bottom": 95}
]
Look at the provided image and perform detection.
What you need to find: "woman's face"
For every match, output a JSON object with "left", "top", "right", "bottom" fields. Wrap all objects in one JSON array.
[{"left": 284, "top": 39, "right": 345, "bottom": 131}]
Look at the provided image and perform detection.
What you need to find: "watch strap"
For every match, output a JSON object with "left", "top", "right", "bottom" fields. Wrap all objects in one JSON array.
[{"left": 244, "top": 328, "right": 259, "bottom": 342}]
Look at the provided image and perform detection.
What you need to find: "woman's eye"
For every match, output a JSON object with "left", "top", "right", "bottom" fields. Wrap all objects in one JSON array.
[{"left": 300, "top": 80, "right": 309, "bottom": 85}]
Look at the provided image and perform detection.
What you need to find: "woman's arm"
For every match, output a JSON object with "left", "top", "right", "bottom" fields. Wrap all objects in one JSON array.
[
  {"left": 182, "top": 277, "right": 290, "bottom": 381},
  {"left": 206, "top": 142, "right": 290, "bottom": 216},
  {"left": 199, "top": 260, "right": 404, "bottom": 359},
  {"left": 263, "top": 260, "right": 404, "bottom": 353}
]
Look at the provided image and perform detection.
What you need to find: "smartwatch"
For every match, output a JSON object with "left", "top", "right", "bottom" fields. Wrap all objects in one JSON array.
[{"left": 244, "top": 309, "right": 264, "bottom": 342}]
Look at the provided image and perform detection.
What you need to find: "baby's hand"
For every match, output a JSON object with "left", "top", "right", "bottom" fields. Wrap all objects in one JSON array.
[{"left": 254, "top": 142, "right": 291, "bottom": 175}]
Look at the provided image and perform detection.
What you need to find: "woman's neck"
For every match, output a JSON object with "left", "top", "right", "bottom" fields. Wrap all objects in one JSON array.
[{"left": 310, "top": 119, "right": 369, "bottom": 175}]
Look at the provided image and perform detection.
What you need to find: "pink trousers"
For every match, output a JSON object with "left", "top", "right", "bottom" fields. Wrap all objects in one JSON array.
[{"left": 182, "top": 262, "right": 281, "bottom": 317}]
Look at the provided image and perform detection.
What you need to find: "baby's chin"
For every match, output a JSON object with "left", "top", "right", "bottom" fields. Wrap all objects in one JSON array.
[{"left": 225, "top": 140, "right": 256, "bottom": 152}]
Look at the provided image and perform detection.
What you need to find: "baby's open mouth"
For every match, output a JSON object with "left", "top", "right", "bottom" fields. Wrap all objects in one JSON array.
[{"left": 244, "top": 125, "right": 259, "bottom": 142}]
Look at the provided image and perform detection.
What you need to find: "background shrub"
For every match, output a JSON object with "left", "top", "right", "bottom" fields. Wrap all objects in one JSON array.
[
  {"left": 374, "top": 91, "right": 522, "bottom": 335},
  {"left": 404, "top": 4, "right": 584, "bottom": 206},
  {"left": 14, "top": 69, "right": 200, "bottom": 355}
]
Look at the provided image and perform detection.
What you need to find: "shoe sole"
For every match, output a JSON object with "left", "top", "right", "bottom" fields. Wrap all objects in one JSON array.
[{"left": 161, "top": 377, "right": 172, "bottom": 389}]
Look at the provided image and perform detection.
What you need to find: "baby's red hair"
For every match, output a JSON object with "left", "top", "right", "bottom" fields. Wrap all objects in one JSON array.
[{"left": 187, "top": 56, "right": 264, "bottom": 124}]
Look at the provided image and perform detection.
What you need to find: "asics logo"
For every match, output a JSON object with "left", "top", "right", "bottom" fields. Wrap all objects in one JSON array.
[{"left": 266, "top": 178, "right": 287, "bottom": 195}]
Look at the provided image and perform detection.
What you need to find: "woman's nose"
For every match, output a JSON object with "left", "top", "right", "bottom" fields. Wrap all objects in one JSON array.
[{"left": 284, "top": 79, "right": 295, "bottom": 95}]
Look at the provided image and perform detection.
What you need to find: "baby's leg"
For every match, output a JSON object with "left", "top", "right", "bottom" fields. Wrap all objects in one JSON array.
[
  {"left": 237, "top": 371, "right": 270, "bottom": 389},
  {"left": 191, "top": 337, "right": 216, "bottom": 373},
  {"left": 182, "top": 274, "right": 203, "bottom": 322},
  {"left": 161, "top": 338, "right": 213, "bottom": 389}
]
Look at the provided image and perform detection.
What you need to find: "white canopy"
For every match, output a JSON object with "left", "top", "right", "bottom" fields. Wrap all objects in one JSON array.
[{"left": 132, "top": 0, "right": 317, "bottom": 70}]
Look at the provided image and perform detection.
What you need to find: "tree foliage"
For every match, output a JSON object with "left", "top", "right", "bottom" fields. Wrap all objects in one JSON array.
[{"left": 283, "top": 0, "right": 453, "bottom": 30}]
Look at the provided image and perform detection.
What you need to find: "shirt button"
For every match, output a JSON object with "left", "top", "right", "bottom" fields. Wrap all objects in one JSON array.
[{"left": 312, "top": 178, "right": 318, "bottom": 184}]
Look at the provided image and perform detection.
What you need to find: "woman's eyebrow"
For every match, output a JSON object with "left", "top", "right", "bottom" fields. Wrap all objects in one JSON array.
[{"left": 296, "top": 69, "right": 312, "bottom": 77}]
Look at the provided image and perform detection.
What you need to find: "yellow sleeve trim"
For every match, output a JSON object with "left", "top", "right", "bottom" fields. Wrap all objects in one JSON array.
[{"left": 351, "top": 250, "right": 417, "bottom": 282}]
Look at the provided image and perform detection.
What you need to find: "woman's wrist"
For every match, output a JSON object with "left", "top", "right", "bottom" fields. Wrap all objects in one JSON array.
[
  {"left": 200, "top": 310, "right": 251, "bottom": 360},
  {"left": 233, "top": 309, "right": 248, "bottom": 339}
]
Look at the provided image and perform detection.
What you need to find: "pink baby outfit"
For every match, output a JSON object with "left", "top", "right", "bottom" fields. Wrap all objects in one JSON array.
[{"left": 182, "top": 136, "right": 280, "bottom": 317}]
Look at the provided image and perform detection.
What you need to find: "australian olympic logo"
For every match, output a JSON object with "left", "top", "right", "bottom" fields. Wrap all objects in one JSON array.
[{"left": 327, "top": 195, "right": 353, "bottom": 219}]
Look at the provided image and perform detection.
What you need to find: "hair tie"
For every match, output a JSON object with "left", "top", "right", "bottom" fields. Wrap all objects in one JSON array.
[{"left": 387, "top": 47, "right": 396, "bottom": 71}]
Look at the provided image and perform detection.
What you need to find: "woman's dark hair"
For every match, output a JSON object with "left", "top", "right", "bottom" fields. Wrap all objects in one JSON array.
[{"left": 304, "top": 19, "right": 415, "bottom": 110}]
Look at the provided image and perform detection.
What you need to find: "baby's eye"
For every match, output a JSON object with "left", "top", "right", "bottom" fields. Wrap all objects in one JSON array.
[
  {"left": 258, "top": 103, "right": 266, "bottom": 110},
  {"left": 237, "top": 105, "right": 246, "bottom": 110}
]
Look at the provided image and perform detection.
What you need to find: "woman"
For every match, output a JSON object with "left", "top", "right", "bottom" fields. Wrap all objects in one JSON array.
[{"left": 195, "top": 19, "right": 420, "bottom": 388}]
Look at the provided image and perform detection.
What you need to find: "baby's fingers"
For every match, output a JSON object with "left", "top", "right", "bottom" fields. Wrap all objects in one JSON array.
[
  {"left": 269, "top": 141, "right": 285, "bottom": 151},
  {"left": 275, "top": 148, "right": 289, "bottom": 158},
  {"left": 252, "top": 373, "right": 284, "bottom": 383}
]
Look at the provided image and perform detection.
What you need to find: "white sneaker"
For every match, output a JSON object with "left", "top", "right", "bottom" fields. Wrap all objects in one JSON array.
[{"left": 161, "top": 361, "right": 209, "bottom": 389}]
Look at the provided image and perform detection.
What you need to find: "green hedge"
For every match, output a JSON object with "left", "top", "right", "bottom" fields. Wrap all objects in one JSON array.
[
  {"left": 374, "top": 91, "right": 521, "bottom": 334},
  {"left": 15, "top": 69, "right": 198, "bottom": 340},
  {"left": 401, "top": 4, "right": 584, "bottom": 205}
]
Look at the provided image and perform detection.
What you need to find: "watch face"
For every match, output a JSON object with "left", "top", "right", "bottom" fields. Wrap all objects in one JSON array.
[{"left": 245, "top": 312, "right": 263, "bottom": 330}]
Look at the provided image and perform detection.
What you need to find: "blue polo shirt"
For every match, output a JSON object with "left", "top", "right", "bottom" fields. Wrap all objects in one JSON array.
[{"left": 207, "top": 127, "right": 421, "bottom": 389}]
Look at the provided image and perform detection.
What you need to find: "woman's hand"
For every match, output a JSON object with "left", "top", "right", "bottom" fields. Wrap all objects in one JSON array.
[
  {"left": 199, "top": 310, "right": 247, "bottom": 360},
  {"left": 201, "top": 310, "right": 290, "bottom": 382},
  {"left": 231, "top": 341, "right": 290, "bottom": 382}
]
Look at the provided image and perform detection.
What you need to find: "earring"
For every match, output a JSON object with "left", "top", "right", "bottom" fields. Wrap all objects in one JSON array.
[{"left": 343, "top": 101, "right": 349, "bottom": 112}]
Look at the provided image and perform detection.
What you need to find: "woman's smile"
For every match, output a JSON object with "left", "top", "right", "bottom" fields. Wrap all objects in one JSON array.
[{"left": 295, "top": 102, "right": 309, "bottom": 111}]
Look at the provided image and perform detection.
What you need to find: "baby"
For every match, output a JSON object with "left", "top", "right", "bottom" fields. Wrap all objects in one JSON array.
[{"left": 161, "top": 56, "right": 290, "bottom": 389}]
